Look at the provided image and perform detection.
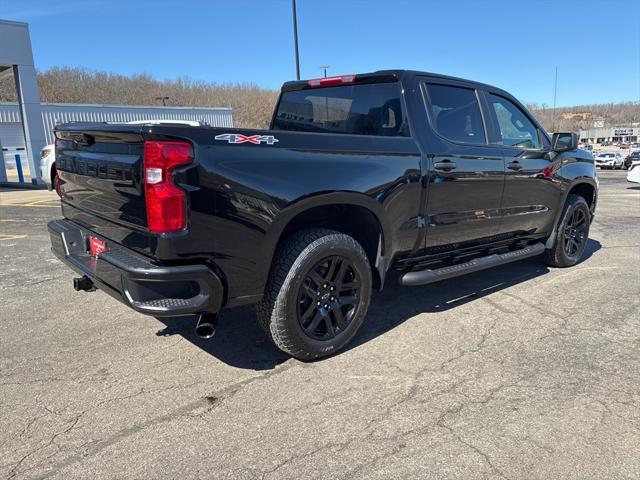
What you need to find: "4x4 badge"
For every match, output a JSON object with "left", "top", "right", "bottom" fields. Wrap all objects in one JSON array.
[{"left": 214, "top": 133, "right": 279, "bottom": 145}]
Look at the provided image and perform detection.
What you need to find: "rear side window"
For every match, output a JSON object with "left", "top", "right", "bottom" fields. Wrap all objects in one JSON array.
[
  {"left": 489, "top": 94, "right": 541, "bottom": 149},
  {"left": 425, "top": 84, "right": 486, "bottom": 144},
  {"left": 272, "top": 82, "right": 407, "bottom": 136}
]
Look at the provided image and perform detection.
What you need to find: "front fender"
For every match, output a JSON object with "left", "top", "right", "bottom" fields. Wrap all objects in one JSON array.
[{"left": 545, "top": 151, "right": 598, "bottom": 248}]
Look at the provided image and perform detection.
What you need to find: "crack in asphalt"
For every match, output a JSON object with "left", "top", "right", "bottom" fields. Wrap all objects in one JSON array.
[
  {"left": 7, "top": 412, "right": 85, "bottom": 479},
  {"left": 16, "top": 361, "right": 297, "bottom": 479}
]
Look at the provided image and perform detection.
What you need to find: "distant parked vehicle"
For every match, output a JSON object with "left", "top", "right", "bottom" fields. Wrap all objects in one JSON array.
[
  {"left": 594, "top": 152, "right": 624, "bottom": 169},
  {"left": 625, "top": 151, "right": 640, "bottom": 170},
  {"left": 631, "top": 142, "right": 640, "bottom": 149},
  {"left": 627, "top": 161, "right": 640, "bottom": 184},
  {"left": 39, "top": 144, "right": 56, "bottom": 190},
  {"left": 620, "top": 142, "right": 629, "bottom": 149}
]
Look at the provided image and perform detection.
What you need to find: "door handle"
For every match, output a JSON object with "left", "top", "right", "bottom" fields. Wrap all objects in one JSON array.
[
  {"left": 507, "top": 161, "right": 523, "bottom": 171},
  {"left": 433, "top": 161, "right": 457, "bottom": 171}
]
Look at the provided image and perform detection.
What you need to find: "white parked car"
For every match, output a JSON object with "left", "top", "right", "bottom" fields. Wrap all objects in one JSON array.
[
  {"left": 39, "top": 119, "right": 209, "bottom": 190},
  {"left": 594, "top": 152, "right": 624, "bottom": 170},
  {"left": 39, "top": 144, "right": 57, "bottom": 190},
  {"left": 627, "top": 161, "right": 640, "bottom": 184}
]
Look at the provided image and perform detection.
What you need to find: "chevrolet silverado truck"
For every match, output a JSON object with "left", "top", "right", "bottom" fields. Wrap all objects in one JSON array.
[{"left": 49, "top": 70, "right": 597, "bottom": 360}]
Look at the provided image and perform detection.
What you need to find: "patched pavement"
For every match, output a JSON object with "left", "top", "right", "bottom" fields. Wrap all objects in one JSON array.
[{"left": 1, "top": 172, "right": 639, "bottom": 479}]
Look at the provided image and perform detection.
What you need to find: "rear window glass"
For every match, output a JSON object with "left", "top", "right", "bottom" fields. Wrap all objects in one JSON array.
[{"left": 272, "top": 82, "right": 408, "bottom": 136}]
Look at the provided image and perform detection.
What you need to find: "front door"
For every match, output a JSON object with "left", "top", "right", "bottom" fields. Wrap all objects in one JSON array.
[
  {"left": 420, "top": 81, "right": 505, "bottom": 251},
  {"left": 485, "top": 92, "right": 562, "bottom": 238}
]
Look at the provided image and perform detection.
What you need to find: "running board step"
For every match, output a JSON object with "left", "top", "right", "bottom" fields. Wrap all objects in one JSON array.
[{"left": 399, "top": 242, "right": 545, "bottom": 287}]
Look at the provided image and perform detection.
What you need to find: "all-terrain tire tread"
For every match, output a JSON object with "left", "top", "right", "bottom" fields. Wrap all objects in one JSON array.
[
  {"left": 255, "top": 228, "right": 371, "bottom": 360},
  {"left": 544, "top": 194, "right": 590, "bottom": 268}
]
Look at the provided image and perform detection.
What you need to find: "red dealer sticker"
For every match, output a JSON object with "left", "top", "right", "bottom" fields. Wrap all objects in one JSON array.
[{"left": 89, "top": 236, "right": 106, "bottom": 257}]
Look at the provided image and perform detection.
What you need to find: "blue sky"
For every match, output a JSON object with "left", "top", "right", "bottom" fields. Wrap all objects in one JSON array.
[{"left": 2, "top": 0, "right": 640, "bottom": 107}]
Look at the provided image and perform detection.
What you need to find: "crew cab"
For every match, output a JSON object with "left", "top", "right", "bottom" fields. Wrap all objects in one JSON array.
[{"left": 49, "top": 70, "right": 598, "bottom": 360}]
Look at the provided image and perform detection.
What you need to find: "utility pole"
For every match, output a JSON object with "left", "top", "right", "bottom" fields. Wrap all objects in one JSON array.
[
  {"left": 319, "top": 65, "right": 329, "bottom": 78},
  {"left": 551, "top": 66, "right": 558, "bottom": 132},
  {"left": 292, "top": 0, "right": 301, "bottom": 80}
]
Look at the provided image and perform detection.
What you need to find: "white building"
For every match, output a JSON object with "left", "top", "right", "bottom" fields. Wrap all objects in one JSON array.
[
  {"left": 0, "top": 102, "right": 233, "bottom": 182},
  {"left": 579, "top": 126, "right": 638, "bottom": 144}
]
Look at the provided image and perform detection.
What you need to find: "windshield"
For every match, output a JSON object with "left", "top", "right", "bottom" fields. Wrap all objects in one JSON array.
[{"left": 599, "top": 153, "right": 615, "bottom": 158}]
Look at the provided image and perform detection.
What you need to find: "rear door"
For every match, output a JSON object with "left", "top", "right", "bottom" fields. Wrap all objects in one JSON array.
[
  {"left": 417, "top": 79, "right": 505, "bottom": 250},
  {"left": 484, "top": 92, "right": 562, "bottom": 237}
]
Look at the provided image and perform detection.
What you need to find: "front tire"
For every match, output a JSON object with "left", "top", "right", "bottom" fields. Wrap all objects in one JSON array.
[
  {"left": 256, "top": 229, "right": 372, "bottom": 360},
  {"left": 544, "top": 194, "right": 591, "bottom": 268}
]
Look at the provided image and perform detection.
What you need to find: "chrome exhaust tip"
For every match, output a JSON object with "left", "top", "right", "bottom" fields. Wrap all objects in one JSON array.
[{"left": 195, "top": 313, "right": 217, "bottom": 339}]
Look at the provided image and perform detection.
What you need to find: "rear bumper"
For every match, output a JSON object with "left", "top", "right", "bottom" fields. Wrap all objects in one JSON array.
[{"left": 48, "top": 219, "right": 224, "bottom": 316}]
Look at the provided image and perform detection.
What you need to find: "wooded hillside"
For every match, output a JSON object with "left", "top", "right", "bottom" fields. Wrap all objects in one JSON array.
[
  {"left": 1, "top": 67, "right": 638, "bottom": 131},
  {"left": 526, "top": 102, "right": 639, "bottom": 132},
  {"left": 0, "top": 67, "right": 279, "bottom": 129}
]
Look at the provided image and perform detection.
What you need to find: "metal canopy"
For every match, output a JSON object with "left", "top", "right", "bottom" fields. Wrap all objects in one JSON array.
[{"left": 0, "top": 19, "right": 46, "bottom": 186}]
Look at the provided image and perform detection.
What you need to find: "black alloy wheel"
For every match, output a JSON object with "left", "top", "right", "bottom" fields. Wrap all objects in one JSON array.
[
  {"left": 297, "top": 256, "right": 361, "bottom": 340},
  {"left": 256, "top": 228, "right": 372, "bottom": 360},
  {"left": 563, "top": 207, "right": 587, "bottom": 259},
  {"left": 544, "top": 194, "right": 591, "bottom": 268}
]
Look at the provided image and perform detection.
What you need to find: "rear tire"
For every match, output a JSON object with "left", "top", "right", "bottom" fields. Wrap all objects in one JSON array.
[
  {"left": 256, "top": 229, "right": 372, "bottom": 360},
  {"left": 544, "top": 194, "right": 591, "bottom": 268}
]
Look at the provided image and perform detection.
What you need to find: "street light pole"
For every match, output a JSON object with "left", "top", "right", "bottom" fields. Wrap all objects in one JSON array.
[
  {"left": 292, "top": 0, "right": 301, "bottom": 80},
  {"left": 319, "top": 65, "right": 329, "bottom": 78},
  {"left": 551, "top": 66, "right": 558, "bottom": 133}
]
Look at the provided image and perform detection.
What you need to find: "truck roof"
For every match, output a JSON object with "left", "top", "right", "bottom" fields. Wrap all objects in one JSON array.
[{"left": 282, "top": 69, "right": 509, "bottom": 96}]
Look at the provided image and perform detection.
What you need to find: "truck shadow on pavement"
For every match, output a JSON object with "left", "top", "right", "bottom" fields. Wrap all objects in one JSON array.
[{"left": 154, "top": 239, "right": 601, "bottom": 371}]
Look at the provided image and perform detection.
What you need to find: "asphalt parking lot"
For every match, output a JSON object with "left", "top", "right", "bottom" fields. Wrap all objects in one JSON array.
[{"left": 1, "top": 171, "right": 639, "bottom": 480}]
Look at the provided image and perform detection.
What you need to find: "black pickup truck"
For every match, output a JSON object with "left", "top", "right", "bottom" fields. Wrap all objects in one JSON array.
[{"left": 49, "top": 70, "right": 597, "bottom": 360}]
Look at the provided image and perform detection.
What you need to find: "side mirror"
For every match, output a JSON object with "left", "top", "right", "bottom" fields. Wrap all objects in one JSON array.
[{"left": 552, "top": 132, "right": 578, "bottom": 152}]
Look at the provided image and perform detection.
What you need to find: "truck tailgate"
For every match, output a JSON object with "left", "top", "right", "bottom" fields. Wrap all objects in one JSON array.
[{"left": 56, "top": 127, "right": 147, "bottom": 229}]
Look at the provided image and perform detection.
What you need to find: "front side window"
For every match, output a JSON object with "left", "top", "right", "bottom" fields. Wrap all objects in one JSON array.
[
  {"left": 489, "top": 94, "right": 540, "bottom": 149},
  {"left": 425, "top": 84, "right": 486, "bottom": 144},
  {"left": 273, "top": 82, "right": 407, "bottom": 136}
]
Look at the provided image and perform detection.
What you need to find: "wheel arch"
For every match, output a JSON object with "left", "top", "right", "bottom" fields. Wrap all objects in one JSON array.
[
  {"left": 566, "top": 179, "right": 597, "bottom": 212},
  {"left": 545, "top": 178, "right": 597, "bottom": 249},
  {"left": 266, "top": 193, "right": 391, "bottom": 290}
]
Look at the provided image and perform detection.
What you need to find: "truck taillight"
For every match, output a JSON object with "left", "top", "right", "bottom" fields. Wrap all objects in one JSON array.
[
  {"left": 307, "top": 74, "right": 356, "bottom": 88},
  {"left": 55, "top": 168, "right": 63, "bottom": 197},
  {"left": 143, "top": 140, "right": 193, "bottom": 234}
]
